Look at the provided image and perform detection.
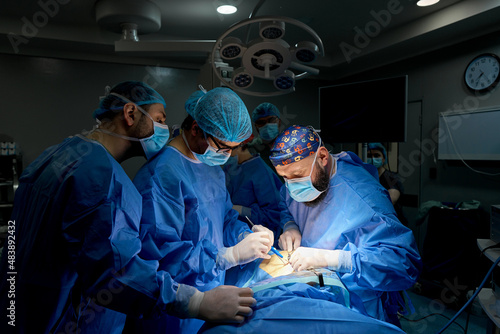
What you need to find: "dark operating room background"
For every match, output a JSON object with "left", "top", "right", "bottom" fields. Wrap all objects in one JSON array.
[{"left": 1, "top": 30, "right": 500, "bottom": 253}]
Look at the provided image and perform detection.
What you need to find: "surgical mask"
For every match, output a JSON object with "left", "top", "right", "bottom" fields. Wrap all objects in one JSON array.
[
  {"left": 94, "top": 93, "right": 169, "bottom": 160},
  {"left": 285, "top": 149, "right": 326, "bottom": 202},
  {"left": 182, "top": 131, "right": 231, "bottom": 166},
  {"left": 367, "top": 157, "right": 383, "bottom": 168},
  {"left": 139, "top": 112, "right": 170, "bottom": 160},
  {"left": 259, "top": 123, "right": 279, "bottom": 142}
]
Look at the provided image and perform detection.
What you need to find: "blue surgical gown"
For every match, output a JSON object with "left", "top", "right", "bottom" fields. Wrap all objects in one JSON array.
[
  {"left": 279, "top": 151, "right": 422, "bottom": 324},
  {"left": 223, "top": 155, "right": 283, "bottom": 245},
  {"left": 0, "top": 135, "right": 178, "bottom": 334},
  {"left": 127, "top": 146, "right": 249, "bottom": 334}
]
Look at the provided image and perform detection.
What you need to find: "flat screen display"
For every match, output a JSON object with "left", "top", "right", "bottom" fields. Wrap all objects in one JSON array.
[
  {"left": 319, "top": 75, "right": 408, "bottom": 143},
  {"left": 438, "top": 109, "right": 500, "bottom": 160}
]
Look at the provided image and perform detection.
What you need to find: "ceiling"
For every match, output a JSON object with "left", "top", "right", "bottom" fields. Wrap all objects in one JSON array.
[{"left": 1, "top": 0, "right": 500, "bottom": 81}]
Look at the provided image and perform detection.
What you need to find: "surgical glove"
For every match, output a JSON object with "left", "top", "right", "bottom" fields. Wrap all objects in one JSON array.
[
  {"left": 279, "top": 227, "right": 302, "bottom": 252},
  {"left": 251, "top": 224, "right": 274, "bottom": 247},
  {"left": 290, "top": 247, "right": 352, "bottom": 272},
  {"left": 196, "top": 286, "right": 256, "bottom": 323},
  {"left": 218, "top": 232, "right": 272, "bottom": 269}
]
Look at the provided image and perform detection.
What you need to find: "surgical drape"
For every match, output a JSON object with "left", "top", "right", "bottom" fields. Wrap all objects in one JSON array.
[{"left": 201, "top": 282, "right": 405, "bottom": 334}]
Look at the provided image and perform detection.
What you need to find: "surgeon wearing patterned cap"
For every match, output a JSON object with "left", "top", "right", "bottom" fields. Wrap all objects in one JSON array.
[
  {"left": 128, "top": 87, "right": 274, "bottom": 334},
  {"left": 269, "top": 125, "right": 422, "bottom": 328}
]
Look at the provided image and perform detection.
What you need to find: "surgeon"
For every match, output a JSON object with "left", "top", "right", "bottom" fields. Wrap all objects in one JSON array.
[
  {"left": 247, "top": 102, "right": 282, "bottom": 176},
  {"left": 0, "top": 81, "right": 256, "bottom": 334},
  {"left": 223, "top": 138, "right": 283, "bottom": 247},
  {"left": 367, "top": 142, "right": 408, "bottom": 226},
  {"left": 184, "top": 88, "right": 205, "bottom": 115},
  {"left": 270, "top": 125, "right": 422, "bottom": 327},
  {"left": 126, "top": 87, "right": 274, "bottom": 334}
]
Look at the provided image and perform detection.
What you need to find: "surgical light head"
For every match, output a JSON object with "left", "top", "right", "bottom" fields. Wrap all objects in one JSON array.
[
  {"left": 232, "top": 68, "right": 254, "bottom": 88},
  {"left": 259, "top": 20, "right": 285, "bottom": 40},
  {"left": 220, "top": 37, "right": 245, "bottom": 60},
  {"left": 292, "top": 41, "right": 320, "bottom": 63},
  {"left": 274, "top": 70, "right": 295, "bottom": 91}
]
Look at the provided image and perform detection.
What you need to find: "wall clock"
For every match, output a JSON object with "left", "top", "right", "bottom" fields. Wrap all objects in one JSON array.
[{"left": 464, "top": 53, "right": 500, "bottom": 92}]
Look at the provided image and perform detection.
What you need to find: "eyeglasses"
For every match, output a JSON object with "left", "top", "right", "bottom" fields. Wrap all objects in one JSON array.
[
  {"left": 255, "top": 116, "right": 279, "bottom": 128},
  {"left": 209, "top": 135, "right": 241, "bottom": 154}
]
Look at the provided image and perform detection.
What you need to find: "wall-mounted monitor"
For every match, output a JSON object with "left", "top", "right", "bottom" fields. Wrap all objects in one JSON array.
[
  {"left": 319, "top": 75, "right": 408, "bottom": 143},
  {"left": 438, "top": 108, "right": 500, "bottom": 161}
]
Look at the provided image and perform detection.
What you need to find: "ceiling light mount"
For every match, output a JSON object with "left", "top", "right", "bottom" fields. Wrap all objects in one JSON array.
[
  {"left": 241, "top": 38, "right": 291, "bottom": 78},
  {"left": 95, "top": 0, "right": 161, "bottom": 34},
  {"left": 120, "top": 23, "right": 139, "bottom": 41}
]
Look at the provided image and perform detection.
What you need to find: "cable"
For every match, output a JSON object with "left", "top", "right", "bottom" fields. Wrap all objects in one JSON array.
[
  {"left": 480, "top": 242, "right": 500, "bottom": 256},
  {"left": 400, "top": 313, "right": 465, "bottom": 332},
  {"left": 442, "top": 114, "right": 500, "bottom": 176},
  {"left": 248, "top": 0, "right": 266, "bottom": 19},
  {"left": 245, "top": 0, "right": 267, "bottom": 43},
  {"left": 436, "top": 255, "right": 500, "bottom": 333},
  {"left": 463, "top": 242, "right": 500, "bottom": 333},
  {"left": 463, "top": 290, "right": 473, "bottom": 334}
]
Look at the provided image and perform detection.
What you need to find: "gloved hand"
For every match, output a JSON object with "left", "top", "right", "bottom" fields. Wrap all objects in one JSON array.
[
  {"left": 218, "top": 232, "right": 272, "bottom": 269},
  {"left": 234, "top": 231, "right": 272, "bottom": 264},
  {"left": 251, "top": 224, "right": 274, "bottom": 247},
  {"left": 193, "top": 286, "right": 256, "bottom": 323},
  {"left": 290, "top": 246, "right": 351, "bottom": 272},
  {"left": 279, "top": 228, "right": 302, "bottom": 252}
]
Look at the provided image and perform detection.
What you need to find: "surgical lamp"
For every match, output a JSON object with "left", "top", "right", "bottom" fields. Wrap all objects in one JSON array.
[{"left": 212, "top": 16, "right": 325, "bottom": 97}]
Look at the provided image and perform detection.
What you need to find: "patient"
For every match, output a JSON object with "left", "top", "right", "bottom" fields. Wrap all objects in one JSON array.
[{"left": 202, "top": 252, "right": 406, "bottom": 334}]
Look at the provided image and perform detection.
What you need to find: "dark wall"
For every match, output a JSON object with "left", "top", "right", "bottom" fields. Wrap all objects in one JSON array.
[{"left": 0, "top": 53, "right": 334, "bottom": 178}]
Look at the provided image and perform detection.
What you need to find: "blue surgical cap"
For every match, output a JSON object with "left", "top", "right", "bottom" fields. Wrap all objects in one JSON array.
[
  {"left": 252, "top": 102, "right": 280, "bottom": 123},
  {"left": 185, "top": 90, "right": 205, "bottom": 116},
  {"left": 93, "top": 81, "right": 166, "bottom": 119},
  {"left": 368, "top": 142, "right": 387, "bottom": 161},
  {"left": 192, "top": 87, "right": 252, "bottom": 143}
]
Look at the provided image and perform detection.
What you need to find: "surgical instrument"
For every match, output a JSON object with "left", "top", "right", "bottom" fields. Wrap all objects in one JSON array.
[{"left": 245, "top": 216, "right": 285, "bottom": 263}]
